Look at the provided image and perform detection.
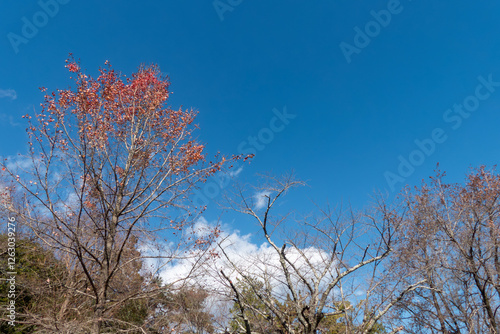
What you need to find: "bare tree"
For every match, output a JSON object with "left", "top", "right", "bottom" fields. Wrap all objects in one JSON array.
[
  {"left": 209, "top": 174, "right": 424, "bottom": 334},
  {"left": 388, "top": 166, "right": 500, "bottom": 334}
]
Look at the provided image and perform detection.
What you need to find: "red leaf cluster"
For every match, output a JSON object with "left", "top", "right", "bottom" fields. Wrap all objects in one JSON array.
[{"left": 31, "top": 56, "right": 206, "bottom": 176}]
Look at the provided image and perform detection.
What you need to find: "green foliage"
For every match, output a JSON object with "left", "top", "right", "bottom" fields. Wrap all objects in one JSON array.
[
  {"left": 163, "top": 287, "right": 215, "bottom": 334},
  {"left": 367, "top": 321, "right": 386, "bottom": 334},
  {"left": 229, "top": 277, "right": 275, "bottom": 333},
  {"left": 115, "top": 298, "right": 149, "bottom": 326},
  {"left": 0, "top": 234, "right": 65, "bottom": 333}
]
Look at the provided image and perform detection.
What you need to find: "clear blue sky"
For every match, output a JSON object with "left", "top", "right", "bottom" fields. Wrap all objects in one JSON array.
[{"left": 1, "top": 1, "right": 500, "bottom": 234}]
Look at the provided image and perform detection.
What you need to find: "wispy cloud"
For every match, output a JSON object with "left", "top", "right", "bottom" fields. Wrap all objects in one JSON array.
[
  {"left": 229, "top": 166, "right": 243, "bottom": 177},
  {"left": 254, "top": 190, "right": 271, "bottom": 210},
  {"left": 0, "top": 89, "right": 17, "bottom": 100},
  {"left": 0, "top": 113, "right": 21, "bottom": 127},
  {"left": 5, "top": 155, "right": 36, "bottom": 172}
]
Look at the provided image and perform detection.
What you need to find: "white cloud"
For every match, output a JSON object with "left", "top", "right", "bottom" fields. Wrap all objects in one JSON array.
[
  {"left": 153, "top": 226, "right": 266, "bottom": 287},
  {"left": 0, "top": 89, "right": 17, "bottom": 100},
  {"left": 216, "top": 240, "right": 334, "bottom": 296},
  {"left": 254, "top": 190, "right": 271, "bottom": 210},
  {"left": 191, "top": 216, "right": 213, "bottom": 238},
  {"left": 154, "top": 218, "right": 337, "bottom": 302}
]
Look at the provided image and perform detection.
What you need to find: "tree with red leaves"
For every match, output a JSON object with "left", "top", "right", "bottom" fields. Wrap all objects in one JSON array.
[{"left": 1, "top": 56, "right": 236, "bottom": 333}]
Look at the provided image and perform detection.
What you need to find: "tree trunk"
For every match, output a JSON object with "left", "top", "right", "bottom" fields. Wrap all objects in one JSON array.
[{"left": 93, "top": 289, "right": 106, "bottom": 334}]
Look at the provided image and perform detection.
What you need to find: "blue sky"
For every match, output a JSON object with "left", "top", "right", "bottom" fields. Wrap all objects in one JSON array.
[{"left": 1, "top": 1, "right": 500, "bottom": 236}]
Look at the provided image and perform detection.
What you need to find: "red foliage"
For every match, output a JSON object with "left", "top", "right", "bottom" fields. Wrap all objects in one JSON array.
[{"left": 30, "top": 56, "right": 208, "bottom": 177}]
